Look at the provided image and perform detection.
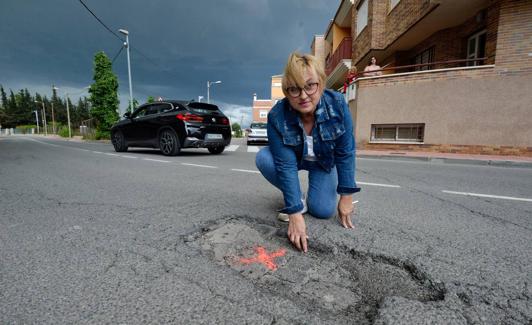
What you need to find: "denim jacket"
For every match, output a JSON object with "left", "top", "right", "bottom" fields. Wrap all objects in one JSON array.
[{"left": 267, "top": 89, "right": 360, "bottom": 214}]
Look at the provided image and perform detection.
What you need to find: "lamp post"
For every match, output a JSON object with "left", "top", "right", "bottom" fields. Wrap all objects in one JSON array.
[
  {"left": 55, "top": 86, "right": 89, "bottom": 138},
  {"left": 207, "top": 80, "right": 222, "bottom": 104},
  {"left": 34, "top": 110, "right": 40, "bottom": 134},
  {"left": 35, "top": 100, "right": 47, "bottom": 136},
  {"left": 51, "top": 85, "right": 59, "bottom": 134},
  {"left": 119, "top": 28, "right": 134, "bottom": 113},
  {"left": 198, "top": 95, "right": 204, "bottom": 102}
]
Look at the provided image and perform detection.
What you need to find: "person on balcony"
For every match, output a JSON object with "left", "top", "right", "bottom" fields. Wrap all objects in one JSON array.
[
  {"left": 343, "top": 66, "right": 358, "bottom": 93},
  {"left": 255, "top": 52, "right": 361, "bottom": 253},
  {"left": 363, "top": 56, "right": 383, "bottom": 77}
]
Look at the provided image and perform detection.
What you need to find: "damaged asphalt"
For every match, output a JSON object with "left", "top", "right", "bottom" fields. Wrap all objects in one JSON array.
[{"left": 1, "top": 137, "right": 531, "bottom": 324}]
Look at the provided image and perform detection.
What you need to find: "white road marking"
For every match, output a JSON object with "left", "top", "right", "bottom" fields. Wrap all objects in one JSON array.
[
  {"left": 105, "top": 153, "right": 120, "bottom": 156},
  {"left": 92, "top": 151, "right": 103, "bottom": 154},
  {"left": 26, "top": 138, "right": 60, "bottom": 147},
  {"left": 225, "top": 145, "right": 239, "bottom": 152},
  {"left": 181, "top": 163, "right": 217, "bottom": 169},
  {"left": 120, "top": 155, "right": 138, "bottom": 159},
  {"left": 231, "top": 168, "right": 260, "bottom": 174},
  {"left": 247, "top": 146, "right": 260, "bottom": 153},
  {"left": 143, "top": 158, "right": 170, "bottom": 163},
  {"left": 357, "top": 181, "right": 401, "bottom": 188},
  {"left": 442, "top": 190, "right": 532, "bottom": 203}
]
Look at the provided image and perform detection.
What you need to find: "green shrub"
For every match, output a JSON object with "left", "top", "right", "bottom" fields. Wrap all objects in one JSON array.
[
  {"left": 95, "top": 130, "right": 111, "bottom": 140},
  {"left": 58, "top": 126, "right": 70, "bottom": 138}
]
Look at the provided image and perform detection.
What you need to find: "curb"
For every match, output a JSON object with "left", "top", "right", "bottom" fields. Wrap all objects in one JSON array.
[{"left": 357, "top": 154, "right": 532, "bottom": 168}]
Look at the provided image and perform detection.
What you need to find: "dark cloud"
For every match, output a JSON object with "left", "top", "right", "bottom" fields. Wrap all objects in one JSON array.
[{"left": 0, "top": 0, "right": 336, "bottom": 117}]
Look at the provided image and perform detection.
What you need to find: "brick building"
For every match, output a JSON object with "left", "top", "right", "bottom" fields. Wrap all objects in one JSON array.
[
  {"left": 252, "top": 75, "right": 283, "bottom": 123},
  {"left": 320, "top": 0, "right": 532, "bottom": 156}
]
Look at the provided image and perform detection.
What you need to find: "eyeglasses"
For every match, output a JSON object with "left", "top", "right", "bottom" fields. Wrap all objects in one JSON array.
[{"left": 285, "top": 82, "right": 319, "bottom": 98}]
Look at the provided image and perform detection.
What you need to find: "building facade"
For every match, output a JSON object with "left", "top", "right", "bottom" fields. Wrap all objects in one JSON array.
[
  {"left": 321, "top": 0, "right": 532, "bottom": 156},
  {"left": 252, "top": 75, "right": 284, "bottom": 123}
]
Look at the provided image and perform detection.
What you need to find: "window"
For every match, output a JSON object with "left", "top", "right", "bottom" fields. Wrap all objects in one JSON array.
[
  {"left": 390, "top": 0, "right": 400, "bottom": 11},
  {"left": 259, "top": 110, "right": 268, "bottom": 118},
  {"left": 356, "top": 0, "right": 368, "bottom": 36},
  {"left": 159, "top": 103, "right": 172, "bottom": 113},
  {"left": 133, "top": 106, "right": 148, "bottom": 118},
  {"left": 371, "top": 124, "right": 424, "bottom": 142},
  {"left": 145, "top": 105, "right": 160, "bottom": 115},
  {"left": 413, "top": 47, "right": 435, "bottom": 71},
  {"left": 467, "top": 30, "right": 487, "bottom": 66}
]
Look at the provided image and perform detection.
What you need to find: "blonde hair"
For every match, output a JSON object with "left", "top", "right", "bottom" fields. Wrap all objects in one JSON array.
[{"left": 282, "top": 52, "right": 325, "bottom": 97}]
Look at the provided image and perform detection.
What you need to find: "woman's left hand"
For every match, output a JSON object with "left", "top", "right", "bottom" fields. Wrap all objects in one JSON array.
[{"left": 337, "top": 195, "right": 355, "bottom": 229}]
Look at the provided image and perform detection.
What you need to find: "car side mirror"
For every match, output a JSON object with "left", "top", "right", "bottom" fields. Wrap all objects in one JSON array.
[{"left": 123, "top": 112, "right": 131, "bottom": 119}]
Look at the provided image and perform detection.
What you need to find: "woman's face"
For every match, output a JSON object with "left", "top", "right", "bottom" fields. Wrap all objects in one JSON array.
[
  {"left": 371, "top": 57, "right": 377, "bottom": 65},
  {"left": 286, "top": 68, "right": 323, "bottom": 117}
]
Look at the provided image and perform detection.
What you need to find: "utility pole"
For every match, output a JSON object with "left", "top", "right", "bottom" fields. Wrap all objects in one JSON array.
[
  {"left": 36, "top": 100, "right": 48, "bottom": 136},
  {"left": 51, "top": 85, "right": 58, "bottom": 134},
  {"left": 34, "top": 110, "right": 40, "bottom": 134},
  {"left": 119, "top": 29, "right": 134, "bottom": 113}
]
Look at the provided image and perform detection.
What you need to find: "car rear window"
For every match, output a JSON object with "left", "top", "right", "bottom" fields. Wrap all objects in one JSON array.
[
  {"left": 187, "top": 102, "right": 222, "bottom": 115},
  {"left": 251, "top": 123, "right": 267, "bottom": 129}
]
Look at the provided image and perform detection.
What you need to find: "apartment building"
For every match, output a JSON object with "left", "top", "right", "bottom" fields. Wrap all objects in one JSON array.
[
  {"left": 321, "top": 0, "right": 532, "bottom": 156},
  {"left": 252, "top": 75, "right": 283, "bottom": 123}
]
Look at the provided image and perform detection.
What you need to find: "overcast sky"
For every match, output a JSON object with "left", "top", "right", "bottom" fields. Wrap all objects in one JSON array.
[{"left": 0, "top": 0, "right": 337, "bottom": 125}]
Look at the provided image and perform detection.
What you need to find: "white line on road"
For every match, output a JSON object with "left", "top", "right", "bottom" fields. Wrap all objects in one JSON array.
[
  {"left": 92, "top": 151, "right": 103, "bottom": 154},
  {"left": 231, "top": 168, "right": 260, "bottom": 174},
  {"left": 181, "top": 163, "right": 218, "bottom": 169},
  {"left": 105, "top": 153, "right": 120, "bottom": 156},
  {"left": 225, "top": 145, "right": 239, "bottom": 152},
  {"left": 247, "top": 146, "right": 260, "bottom": 153},
  {"left": 120, "top": 155, "right": 138, "bottom": 159},
  {"left": 442, "top": 190, "right": 532, "bottom": 202},
  {"left": 143, "top": 158, "right": 170, "bottom": 163},
  {"left": 357, "top": 181, "right": 401, "bottom": 188}
]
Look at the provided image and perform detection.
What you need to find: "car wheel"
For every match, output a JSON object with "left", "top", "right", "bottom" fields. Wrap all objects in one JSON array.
[
  {"left": 208, "top": 146, "right": 225, "bottom": 154},
  {"left": 159, "top": 129, "right": 180, "bottom": 156},
  {"left": 112, "top": 131, "right": 128, "bottom": 152}
]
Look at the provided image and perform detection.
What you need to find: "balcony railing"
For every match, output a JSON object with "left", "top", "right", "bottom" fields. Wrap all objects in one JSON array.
[
  {"left": 341, "top": 58, "right": 490, "bottom": 102},
  {"left": 355, "top": 57, "right": 488, "bottom": 78},
  {"left": 325, "top": 37, "right": 352, "bottom": 76}
]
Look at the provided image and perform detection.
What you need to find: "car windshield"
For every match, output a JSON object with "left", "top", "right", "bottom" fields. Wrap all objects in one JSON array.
[
  {"left": 250, "top": 123, "right": 267, "bottom": 129},
  {"left": 187, "top": 102, "right": 221, "bottom": 115}
]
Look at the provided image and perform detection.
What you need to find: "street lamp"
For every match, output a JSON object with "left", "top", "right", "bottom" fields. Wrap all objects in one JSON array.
[
  {"left": 33, "top": 110, "right": 40, "bottom": 134},
  {"left": 207, "top": 80, "right": 222, "bottom": 104},
  {"left": 51, "top": 85, "right": 59, "bottom": 134},
  {"left": 198, "top": 95, "right": 204, "bottom": 102},
  {"left": 35, "top": 100, "right": 47, "bottom": 136},
  {"left": 118, "top": 28, "right": 134, "bottom": 113},
  {"left": 56, "top": 86, "right": 90, "bottom": 138}
]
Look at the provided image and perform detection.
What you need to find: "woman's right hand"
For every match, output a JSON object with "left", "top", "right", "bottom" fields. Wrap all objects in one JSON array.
[{"left": 288, "top": 213, "right": 308, "bottom": 252}]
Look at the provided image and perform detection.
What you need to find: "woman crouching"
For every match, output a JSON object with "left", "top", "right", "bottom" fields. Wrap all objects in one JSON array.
[{"left": 255, "top": 52, "right": 361, "bottom": 252}]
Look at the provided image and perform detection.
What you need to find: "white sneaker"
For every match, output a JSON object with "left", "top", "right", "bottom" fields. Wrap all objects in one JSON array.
[{"left": 277, "top": 199, "right": 307, "bottom": 222}]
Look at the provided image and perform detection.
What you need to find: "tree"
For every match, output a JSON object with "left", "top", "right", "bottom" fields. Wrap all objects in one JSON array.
[
  {"left": 0, "top": 86, "right": 7, "bottom": 128},
  {"left": 127, "top": 98, "right": 139, "bottom": 112},
  {"left": 51, "top": 86, "right": 66, "bottom": 128},
  {"left": 231, "top": 122, "right": 243, "bottom": 138},
  {"left": 147, "top": 96, "right": 155, "bottom": 103},
  {"left": 4, "top": 90, "right": 18, "bottom": 128},
  {"left": 88, "top": 51, "right": 119, "bottom": 139}
]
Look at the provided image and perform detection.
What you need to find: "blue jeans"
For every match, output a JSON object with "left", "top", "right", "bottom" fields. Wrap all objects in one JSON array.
[{"left": 256, "top": 147, "right": 338, "bottom": 219}]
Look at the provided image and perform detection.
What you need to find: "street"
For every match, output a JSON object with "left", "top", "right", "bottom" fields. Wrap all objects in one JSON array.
[{"left": 1, "top": 135, "right": 531, "bottom": 324}]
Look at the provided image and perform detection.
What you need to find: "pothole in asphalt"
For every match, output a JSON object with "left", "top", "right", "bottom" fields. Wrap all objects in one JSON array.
[{"left": 185, "top": 216, "right": 445, "bottom": 324}]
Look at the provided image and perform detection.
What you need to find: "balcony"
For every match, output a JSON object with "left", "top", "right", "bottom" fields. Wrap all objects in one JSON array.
[{"left": 325, "top": 37, "right": 352, "bottom": 76}]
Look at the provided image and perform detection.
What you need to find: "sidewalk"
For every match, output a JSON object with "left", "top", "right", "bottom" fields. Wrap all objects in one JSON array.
[{"left": 357, "top": 149, "right": 532, "bottom": 168}]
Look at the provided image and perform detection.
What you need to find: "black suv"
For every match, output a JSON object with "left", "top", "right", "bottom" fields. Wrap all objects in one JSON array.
[{"left": 111, "top": 100, "right": 231, "bottom": 155}]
